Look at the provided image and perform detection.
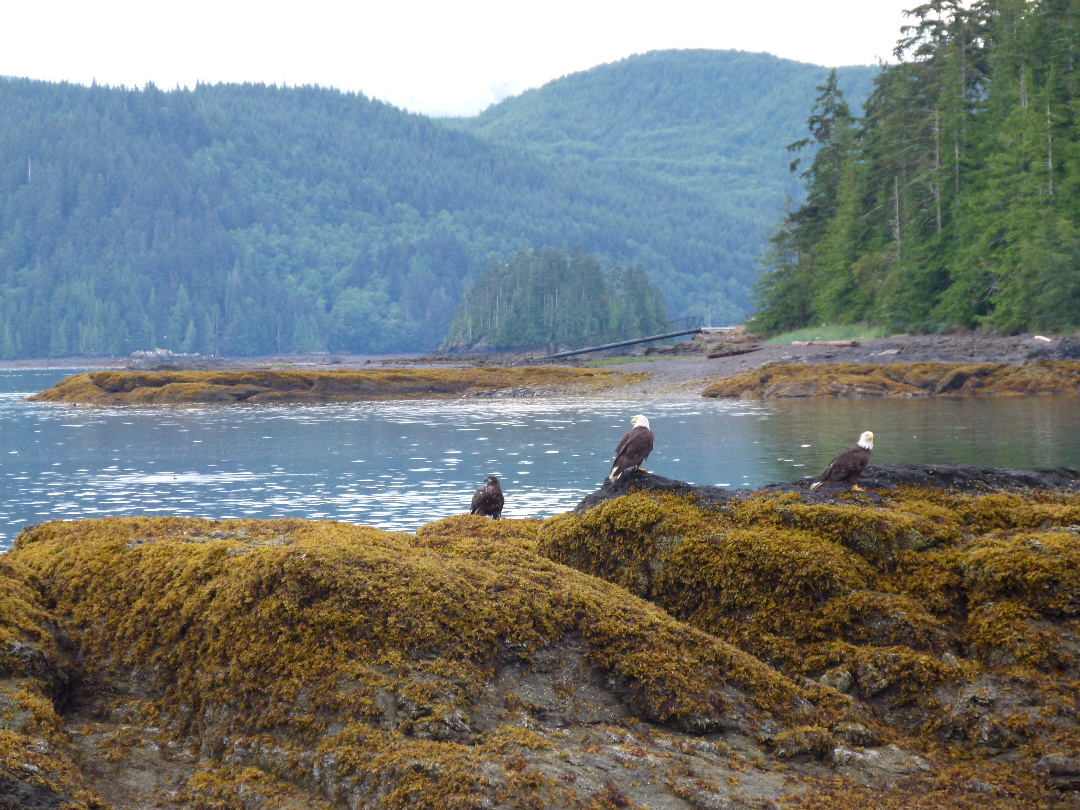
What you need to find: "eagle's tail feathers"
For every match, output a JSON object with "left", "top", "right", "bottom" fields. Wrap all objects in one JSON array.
[{"left": 809, "top": 481, "right": 823, "bottom": 490}]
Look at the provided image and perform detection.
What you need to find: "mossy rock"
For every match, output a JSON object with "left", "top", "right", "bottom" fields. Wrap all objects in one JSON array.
[
  {"left": 9, "top": 516, "right": 866, "bottom": 808},
  {"left": 4, "top": 481, "right": 1080, "bottom": 807},
  {"left": 0, "top": 557, "right": 103, "bottom": 809},
  {"left": 960, "top": 530, "right": 1080, "bottom": 616},
  {"left": 539, "top": 487, "right": 1080, "bottom": 753},
  {"left": 702, "top": 360, "right": 1080, "bottom": 398},
  {"left": 26, "top": 366, "right": 629, "bottom": 405}
]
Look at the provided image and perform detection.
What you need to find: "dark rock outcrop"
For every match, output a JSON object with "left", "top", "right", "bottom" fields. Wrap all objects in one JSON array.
[
  {"left": 574, "top": 462, "right": 1080, "bottom": 513},
  {"left": 1028, "top": 334, "right": 1080, "bottom": 361}
]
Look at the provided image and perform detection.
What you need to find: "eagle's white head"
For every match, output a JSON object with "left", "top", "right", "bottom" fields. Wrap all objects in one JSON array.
[
  {"left": 858, "top": 431, "right": 874, "bottom": 450},
  {"left": 631, "top": 414, "right": 651, "bottom": 430}
]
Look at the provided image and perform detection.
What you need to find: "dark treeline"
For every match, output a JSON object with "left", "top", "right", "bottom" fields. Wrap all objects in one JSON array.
[
  {"left": 754, "top": 0, "right": 1080, "bottom": 335},
  {"left": 444, "top": 247, "right": 668, "bottom": 349},
  {"left": 0, "top": 78, "right": 743, "bottom": 358}
]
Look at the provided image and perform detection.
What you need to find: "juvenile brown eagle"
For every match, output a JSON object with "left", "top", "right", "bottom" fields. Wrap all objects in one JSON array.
[
  {"left": 608, "top": 414, "right": 654, "bottom": 482},
  {"left": 810, "top": 431, "right": 874, "bottom": 491},
  {"left": 470, "top": 475, "right": 504, "bottom": 519}
]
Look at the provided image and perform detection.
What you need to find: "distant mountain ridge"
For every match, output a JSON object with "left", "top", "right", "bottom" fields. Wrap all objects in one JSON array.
[
  {"left": 453, "top": 49, "right": 879, "bottom": 227},
  {"left": 0, "top": 51, "right": 880, "bottom": 359}
]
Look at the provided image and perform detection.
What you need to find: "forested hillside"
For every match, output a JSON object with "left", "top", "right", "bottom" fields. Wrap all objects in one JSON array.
[
  {"left": 451, "top": 50, "right": 878, "bottom": 232},
  {"left": 754, "top": 0, "right": 1080, "bottom": 335},
  {"left": 0, "top": 78, "right": 750, "bottom": 358},
  {"left": 0, "top": 50, "right": 882, "bottom": 359}
]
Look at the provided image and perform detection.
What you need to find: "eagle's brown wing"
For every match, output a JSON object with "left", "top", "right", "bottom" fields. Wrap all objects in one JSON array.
[
  {"left": 470, "top": 483, "right": 504, "bottom": 518},
  {"left": 609, "top": 426, "right": 654, "bottom": 481},
  {"left": 819, "top": 445, "right": 870, "bottom": 484}
]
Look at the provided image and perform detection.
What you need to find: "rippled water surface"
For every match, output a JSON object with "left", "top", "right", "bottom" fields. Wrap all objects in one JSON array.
[{"left": 3, "top": 368, "right": 1080, "bottom": 549}]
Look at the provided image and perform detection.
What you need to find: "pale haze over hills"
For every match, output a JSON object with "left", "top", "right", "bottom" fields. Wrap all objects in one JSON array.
[{"left": 3, "top": 0, "right": 909, "bottom": 116}]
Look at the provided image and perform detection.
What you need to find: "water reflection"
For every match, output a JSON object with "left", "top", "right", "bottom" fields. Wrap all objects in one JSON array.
[{"left": 3, "top": 368, "right": 1079, "bottom": 548}]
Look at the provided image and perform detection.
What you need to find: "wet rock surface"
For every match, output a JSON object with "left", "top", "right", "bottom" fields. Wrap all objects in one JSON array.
[
  {"left": 125, "top": 348, "right": 232, "bottom": 371},
  {"left": 1029, "top": 334, "right": 1080, "bottom": 361},
  {"left": 574, "top": 462, "right": 1080, "bottom": 514}
]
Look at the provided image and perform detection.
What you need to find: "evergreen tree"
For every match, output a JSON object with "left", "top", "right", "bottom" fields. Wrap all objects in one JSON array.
[
  {"left": 753, "top": 0, "right": 1080, "bottom": 335},
  {"left": 753, "top": 71, "right": 856, "bottom": 330}
]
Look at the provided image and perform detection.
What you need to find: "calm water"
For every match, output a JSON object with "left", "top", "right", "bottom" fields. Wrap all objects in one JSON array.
[{"left": 3, "top": 368, "right": 1080, "bottom": 549}]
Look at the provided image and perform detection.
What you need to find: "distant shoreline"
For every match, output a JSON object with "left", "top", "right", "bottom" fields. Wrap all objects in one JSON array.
[{"left": 4, "top": 332, "right": 1074, "bottom": 400}]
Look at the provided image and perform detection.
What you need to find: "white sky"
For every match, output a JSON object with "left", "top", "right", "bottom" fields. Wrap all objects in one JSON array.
[{"left": 3, "top": 1, "right": 914, "bottom": 117}]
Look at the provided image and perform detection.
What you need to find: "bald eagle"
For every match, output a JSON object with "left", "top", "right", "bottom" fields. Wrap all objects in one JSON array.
[
  {"left": 470, "top": 475, "right": 504, "bottom": 519},
  {"left": 608, "top": 415, "right": 654, "bottom": 482},
  {"left": 810, "top": 431, "right": 874, "bottom": 491}
]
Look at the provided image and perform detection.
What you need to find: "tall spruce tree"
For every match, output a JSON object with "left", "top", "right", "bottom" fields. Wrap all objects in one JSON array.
[{"left": 752, "top": 70, "right": 855, "bottom": 330}]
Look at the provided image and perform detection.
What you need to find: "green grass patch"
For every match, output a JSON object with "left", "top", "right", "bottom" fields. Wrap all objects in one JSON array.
[
  {"left": 583, "top": 355, "right": 669, "bottom": 367},
  {"left": 762, "top": 324, "right": 898, "bottom": 345}
]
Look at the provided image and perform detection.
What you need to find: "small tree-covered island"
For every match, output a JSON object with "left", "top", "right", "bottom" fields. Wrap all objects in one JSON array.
[{"left": 443, "top": 248, "right": 668, "bottom": 350}]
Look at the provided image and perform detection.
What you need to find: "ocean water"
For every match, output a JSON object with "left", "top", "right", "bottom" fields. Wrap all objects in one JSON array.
[{"left": 3, "top": 368, "right": 1080, "bottom": 549}]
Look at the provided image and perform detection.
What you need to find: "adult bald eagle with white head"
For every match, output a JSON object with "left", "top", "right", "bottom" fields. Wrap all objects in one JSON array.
[
  {"left": 810, "top": 431, "right": 874, "bottom": 491},
  {"left": 608, "top": 414, "right": 654, "bottom": 482}
]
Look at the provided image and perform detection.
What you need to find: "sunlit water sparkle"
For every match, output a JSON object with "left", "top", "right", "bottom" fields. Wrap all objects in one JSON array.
[{"left": 3, "top": 368, "right": 1080, "bottom": 549}]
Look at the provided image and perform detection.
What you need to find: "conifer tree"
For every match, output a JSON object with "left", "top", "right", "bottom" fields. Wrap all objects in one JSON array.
[
  {"left": 753, "top": 70, "right": 855, "bottom": 330},
  {"left": 753, "top": 0, "right": 1080, "bottom": 335}
]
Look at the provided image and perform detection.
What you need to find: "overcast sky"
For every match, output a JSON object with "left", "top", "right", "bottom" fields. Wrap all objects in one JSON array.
[{"left": 4, "top": 1, "right": 914, "bottom": 117}]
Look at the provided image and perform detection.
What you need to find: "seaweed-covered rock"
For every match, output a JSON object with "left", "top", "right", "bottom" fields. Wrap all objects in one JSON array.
[
  {"left": 542, "top": 478, "right": 1080, "bottom": 803},
  {"left": 0, "top": 557, "right": 102, "bottom": 810},
  {"left": 4, "top": 473, "right": 1080, "bottom": 808},
  {"left": 8, "top": 516, "right": 862, "bottom": 809},
  {"left": 26, "top": 367, "right": 626, "bottom": 405},
  {"left": 701, "top": 360, "right": 1080, "bottom": 398}
]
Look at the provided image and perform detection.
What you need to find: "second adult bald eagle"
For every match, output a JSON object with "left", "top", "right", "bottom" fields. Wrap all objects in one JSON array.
[
  {"left": 810, "top": 431, "right": 874, "bottom": 491},
  {"left": 608, "top": 414, "right": 654, "bottom": 482},
  {"left": 470, "top": 475, "right": 504, "bottom": 519}
]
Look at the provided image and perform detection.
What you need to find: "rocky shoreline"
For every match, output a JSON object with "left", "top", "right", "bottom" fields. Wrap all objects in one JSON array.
[
  {"left": 11, "top": 332, "right": 1080, "bottom": 403},
  {"left": 3, "top": 462, "right": 1080, "bottom": 809}
]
